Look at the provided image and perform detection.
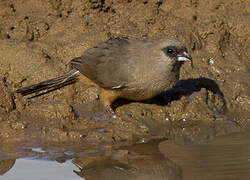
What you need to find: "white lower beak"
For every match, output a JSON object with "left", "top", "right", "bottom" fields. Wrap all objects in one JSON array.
[{"left": 177, "top": 51, "right": 192, "bottom": 62}]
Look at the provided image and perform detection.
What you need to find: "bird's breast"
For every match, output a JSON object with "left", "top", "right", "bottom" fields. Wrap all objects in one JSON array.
[{"left": 120, "top": 63, "right": 180, "bottom": 101}]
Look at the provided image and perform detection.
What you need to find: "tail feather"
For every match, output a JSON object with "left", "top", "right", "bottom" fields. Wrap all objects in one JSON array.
[{"left": 16, "top": 69, "right": 80, "bottom": 96}]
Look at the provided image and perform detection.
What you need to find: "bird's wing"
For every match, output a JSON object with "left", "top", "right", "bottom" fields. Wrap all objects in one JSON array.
[{"left": 71, "top": 37, "right": 139, "bottom": 89}]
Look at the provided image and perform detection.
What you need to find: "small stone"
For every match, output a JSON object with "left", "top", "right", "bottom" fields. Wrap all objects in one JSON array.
[{"left": 208, "top": 58, "right": 214, "bottom": 65}]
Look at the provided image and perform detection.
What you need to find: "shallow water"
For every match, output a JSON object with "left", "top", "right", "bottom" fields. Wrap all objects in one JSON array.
[
  {"left": 1, "top": 126, "right": 250, "bottom": 180},
  {"left": 1, "top": 158, "right": 82, "bottom": 180},
  {"left": 159, "top": 129, "right": 250, "bottom": 180}
]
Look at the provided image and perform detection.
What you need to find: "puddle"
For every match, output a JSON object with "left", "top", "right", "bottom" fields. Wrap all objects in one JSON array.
[
  {"left": 0, "top": 124, "right": 249, "bottom": 180},
  {"left": 159, "top": 129, "right": 250, "bottom": 180},
  {"left": 1, "top": 158, "right": 82, "bottom": 180}
]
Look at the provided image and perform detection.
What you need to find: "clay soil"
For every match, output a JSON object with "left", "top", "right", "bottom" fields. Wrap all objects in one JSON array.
[{"left": 0, "top": 0, "right": 249, "bottom": 148}]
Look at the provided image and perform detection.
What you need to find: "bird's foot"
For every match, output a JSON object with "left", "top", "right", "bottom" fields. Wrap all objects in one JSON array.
[{"left": 105, "top": 105, "right": 118, "bottom": 119}]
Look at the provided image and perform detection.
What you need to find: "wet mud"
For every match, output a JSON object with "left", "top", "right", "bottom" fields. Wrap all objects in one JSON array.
[{"left": 0, "top": 0, "right": 249, "bottom": 179}]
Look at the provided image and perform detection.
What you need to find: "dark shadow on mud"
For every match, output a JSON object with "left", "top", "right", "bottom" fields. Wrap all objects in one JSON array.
[
  {"left": 154, "top": 77, "right": 225, "bottom": 105},
  {"left": 112, "top": 77, "right": 226, "bottom": 109}
]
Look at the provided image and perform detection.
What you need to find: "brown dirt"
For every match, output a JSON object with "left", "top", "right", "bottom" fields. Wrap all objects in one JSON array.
[{"left": 0, "top": 0, "right": 249, "bottom": 147}]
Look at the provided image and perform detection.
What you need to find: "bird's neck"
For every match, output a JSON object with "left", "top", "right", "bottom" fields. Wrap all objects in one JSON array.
[{"left": 171, "top": 61, "right": 183, "bottom": 72}]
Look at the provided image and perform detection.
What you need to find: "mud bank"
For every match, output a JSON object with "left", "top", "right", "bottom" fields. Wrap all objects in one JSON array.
[{"left": 0, "top": 0, "right": 249, "bottom": 146}]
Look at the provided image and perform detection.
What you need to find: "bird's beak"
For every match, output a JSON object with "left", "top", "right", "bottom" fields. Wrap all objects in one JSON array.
[
  {"left": 177, "top": 51, "right": 192, "bottom": 62},
  {"left": 177, "top": 51, "right": 193, "bottom": 68}
]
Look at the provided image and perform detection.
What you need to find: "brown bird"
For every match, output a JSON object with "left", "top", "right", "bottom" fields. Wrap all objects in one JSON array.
[{"left": 16, "top": 37, "right": 192, "bottom": 117}]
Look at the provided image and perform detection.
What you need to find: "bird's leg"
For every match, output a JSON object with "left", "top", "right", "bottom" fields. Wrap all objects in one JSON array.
[{"left": 100, "top": 88, "right": 120, "bottom": 119}]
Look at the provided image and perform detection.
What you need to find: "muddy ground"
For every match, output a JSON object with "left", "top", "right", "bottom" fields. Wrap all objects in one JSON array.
[{"left": 0, "top": 0, "right": 249, "bottom": 149}]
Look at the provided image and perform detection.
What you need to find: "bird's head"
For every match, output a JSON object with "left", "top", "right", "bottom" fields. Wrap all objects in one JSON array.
[{"left": 158, "top": 38, "right": 193, "bottom": 67}]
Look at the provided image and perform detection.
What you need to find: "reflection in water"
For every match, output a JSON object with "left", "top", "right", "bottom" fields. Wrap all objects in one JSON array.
[
  {"left": 73, "top": 141, "right": 182, "bottom": 180},
  {"left": 159, "top": 130, "right": 250, "bottom": 180},
  {"left": 0, "top": 142, "right": 182, "bottom": 180},
  {"left": 0, "top": 125, "right": 249, "bottom": 180},
  {"left": 1, "top": 158, "right": 83, "bottom": 180}
]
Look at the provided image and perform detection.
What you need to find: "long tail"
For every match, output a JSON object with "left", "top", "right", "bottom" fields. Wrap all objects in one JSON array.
[{"left": 16, "top": 69, "right": 80, "bottom": 96}]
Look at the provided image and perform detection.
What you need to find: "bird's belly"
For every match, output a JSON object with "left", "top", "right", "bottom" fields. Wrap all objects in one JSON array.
[
  {"left": 120, "top": 89, "right": 159, "bottom": 101},
  {"left": 120, "top": 82, "right": 170, "bottom": 101},
  {"left": 120, "top": 72, "right": 179, "bottom": 101}
]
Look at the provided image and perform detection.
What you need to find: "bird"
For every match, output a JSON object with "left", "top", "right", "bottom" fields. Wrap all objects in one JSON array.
[{"left": 16, "top": 37, "right": 192, "bottom": 117}]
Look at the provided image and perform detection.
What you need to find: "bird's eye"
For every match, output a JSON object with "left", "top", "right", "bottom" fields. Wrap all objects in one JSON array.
[
  {"left": 162, "top": 46, "right": 177, "bottom": 57},
  {"left": 167, "top": 48, "right": 174, "bottom": 54}
]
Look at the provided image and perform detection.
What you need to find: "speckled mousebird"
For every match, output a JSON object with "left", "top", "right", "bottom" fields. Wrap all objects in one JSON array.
[{"left": 16, "top": 37, "right": 192, "bottom": 117}]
